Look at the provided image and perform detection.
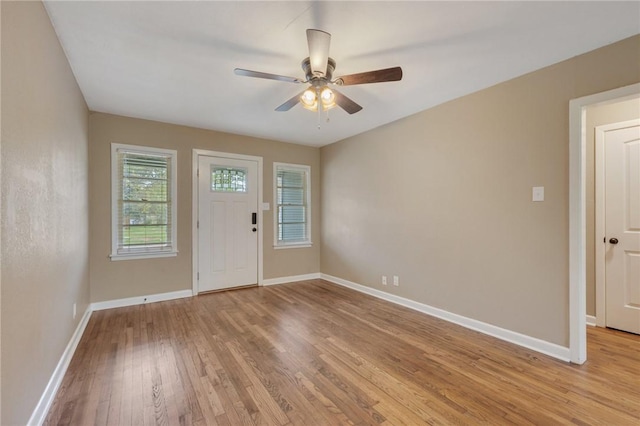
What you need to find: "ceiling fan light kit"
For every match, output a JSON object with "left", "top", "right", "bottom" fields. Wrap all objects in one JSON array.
[
  {"left": 300, "top": 56, "right": 338, "bottom": 113},
  {"left": 300, "top": 87, "right": 336, "bottom": 112},
  {"left": 234, "top": 29, "right": 403, "bottom": 120}
]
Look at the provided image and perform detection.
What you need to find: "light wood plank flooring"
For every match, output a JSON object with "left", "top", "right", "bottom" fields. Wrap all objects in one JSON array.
[{"left": 45, "top": 280, "right": 639, "bottom": 425}]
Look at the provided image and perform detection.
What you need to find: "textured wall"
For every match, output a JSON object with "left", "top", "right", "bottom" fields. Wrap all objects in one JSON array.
[
  {"left": 89, "top": 113, "right": 320, "bottom": 303},
  {"left": 1, "top": 2, "right": 90, "bottom": 424},
  {"left": 320, "top": 35, "right": 640, "bottom": 348}
]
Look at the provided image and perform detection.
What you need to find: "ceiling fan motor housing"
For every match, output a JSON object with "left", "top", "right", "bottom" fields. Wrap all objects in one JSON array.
[{"left": 302, "top": 57, "right": 336, "bottom": 84}]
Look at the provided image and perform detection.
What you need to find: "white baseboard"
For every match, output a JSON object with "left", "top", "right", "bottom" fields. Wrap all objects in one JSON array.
[
  {"left": 586, "top": 315, "right": 597, "bottom": 326},
  {"left": 262, "top": 273, "right": 321, "bottom": 286},
  {"left": 321, "top": 273, "right": 571, "bottom": 362},
  {"left": 91, "top": 289, "right": 193, "bottom": 311},
  {"left": 28, "top": 307, "right": 92, "bottom": 426}
]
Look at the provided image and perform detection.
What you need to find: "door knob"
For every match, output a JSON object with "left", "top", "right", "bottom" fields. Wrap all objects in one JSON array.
[
  {"left": 609, "top": 238, "right": 619, "bottom": 244},
  {"left": 252, "top": 227, "right": 257, "bottom": 232}
]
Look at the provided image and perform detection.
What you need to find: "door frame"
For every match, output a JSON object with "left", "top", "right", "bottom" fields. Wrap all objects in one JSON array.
[
  {"left": 594, "top": 119, "right": 640, "bottom": 328},
  {"left": 568, "top": 82, "right": 640, "bottom": 364},
  {"left": 192, "top": 149, "right": 264, "bottom": 294}
]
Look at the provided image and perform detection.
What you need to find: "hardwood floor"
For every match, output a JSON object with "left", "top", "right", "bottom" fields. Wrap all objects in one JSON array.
[{"left": 45, "top": 280, "right": 640, "bottom": 425}]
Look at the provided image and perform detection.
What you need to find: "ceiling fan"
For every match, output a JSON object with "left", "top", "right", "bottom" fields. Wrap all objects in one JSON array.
[{"left": 234, "top": 29, "right": 403, "bottom": 115}]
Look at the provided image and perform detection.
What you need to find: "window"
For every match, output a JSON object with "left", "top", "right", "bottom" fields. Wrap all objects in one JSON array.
[
  {"left": 274, "top": 163, "right": 311, "bottom": 248},
  {"left": 211, "top": 166, "right": 247, "bottom": 192},
  {"left": 111, "top": 143, "right": 177, "bottom": 260}
]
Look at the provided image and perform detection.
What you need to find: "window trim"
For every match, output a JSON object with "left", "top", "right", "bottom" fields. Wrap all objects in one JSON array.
[
  {"left": 273, "top": 162, "right": 312, "bottom": 249},
  {"left": 110, "top": 143, "right": 178, "bottom": 261}
]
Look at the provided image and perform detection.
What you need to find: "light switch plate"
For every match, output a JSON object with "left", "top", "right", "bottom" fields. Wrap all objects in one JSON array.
[
  {"left": 262, "top": 202, "right": 270, "bottom": 210},
  {"left": 532, "top": 186, "right": 544, "bottom": 202}
]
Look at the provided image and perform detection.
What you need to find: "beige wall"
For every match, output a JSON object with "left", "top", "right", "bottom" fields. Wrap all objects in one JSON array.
[
  {"left": 585, "top": 97, "right": 640, "bottom": 316},
  {"left": 89, "top": 113, "right": 320, "bottom": 302},
  {"left": 320, "top": 35, "right": 640, "bottom": 348},
  {"left": 1, "top": 2, "right": 90, "bottom": 425}
]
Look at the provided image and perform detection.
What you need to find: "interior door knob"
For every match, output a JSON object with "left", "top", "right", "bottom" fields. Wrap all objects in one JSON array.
[
  {"left": 609, "top": 238, "right": 619, "bottom": 244},
  {"left": 252, "top": 227, "right": 257, "bottom": 232}
]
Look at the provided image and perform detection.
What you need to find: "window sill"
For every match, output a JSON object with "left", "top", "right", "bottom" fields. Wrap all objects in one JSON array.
[
  {"left": 110, "top": 251, "right": 178, "bottom": 261},
  {"left": 273, "top": 243, "right": 312, "bottom": 250}
]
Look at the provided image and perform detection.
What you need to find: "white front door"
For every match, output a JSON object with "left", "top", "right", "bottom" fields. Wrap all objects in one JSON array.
[
  {"left": 599, "top": 119, "right": 640, "bottom": 334},
  {"left": 198, "top": 155, "right": 258, "bottom": 292}
]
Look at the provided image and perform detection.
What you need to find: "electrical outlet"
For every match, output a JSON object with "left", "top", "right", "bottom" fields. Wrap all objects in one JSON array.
[
  {"left": 382, "top": 276, "right": 387, "bottom": 285},
  {"left": 73, "top": 303, "right": 77, "bottom": 320},
  {"left": 393, "top": 276, "right": 399, "bottom": 286}
]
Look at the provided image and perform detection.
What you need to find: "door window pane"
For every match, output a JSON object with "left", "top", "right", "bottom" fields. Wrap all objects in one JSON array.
[{"left": 211, "top": 167, "right": 247, "bottom": 192}]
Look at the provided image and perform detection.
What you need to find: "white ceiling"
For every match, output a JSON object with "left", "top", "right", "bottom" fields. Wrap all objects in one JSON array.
[{"left": 44, "top": 1, "right": 640, "bottom": 147}]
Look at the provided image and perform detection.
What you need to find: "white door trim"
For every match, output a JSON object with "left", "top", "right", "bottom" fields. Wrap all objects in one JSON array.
[
  {"left": 192, "top": 149, "right": 264, "bottom": 294},
  {"left": 568, "top": 82, "right": 640, "bottom": 364},
  {"left": 595, "top": 119, "right": 640, "bottom": 328}
]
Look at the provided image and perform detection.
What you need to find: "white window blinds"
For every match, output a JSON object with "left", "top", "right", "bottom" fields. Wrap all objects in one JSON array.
[
  {"left": 111, "top": 144, "right": 177, "bottom": 259},
  {"left": 275, "top": 163, "right": 311, "bottom": 246}
]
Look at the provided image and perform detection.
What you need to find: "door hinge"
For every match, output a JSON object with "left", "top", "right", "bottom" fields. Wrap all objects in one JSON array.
[
  {"left": 197, "top": 220, "right": 199, "bottom": 229},
  {"left": 197, "top": 272, "right": 200, "bottom": 280},
  {"left": 604, "top": 237, "right": 606, "bottom": 243},
  {"left": 197, "top": 168, "right": 200, "bottom": 177}
]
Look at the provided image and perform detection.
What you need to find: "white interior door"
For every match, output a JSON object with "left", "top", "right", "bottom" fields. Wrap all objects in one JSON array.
[
  {"left": 599, "top": 119, "right": 640, "bottom": 334},
  {"left": 198, "top": 155, "right": 258, "bottom": 292}
]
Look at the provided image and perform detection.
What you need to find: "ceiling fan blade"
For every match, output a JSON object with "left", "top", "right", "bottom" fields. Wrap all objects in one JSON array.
[
  {"left": 234, "top": 68, "right": 304, "bottom": 84},
  {"left": 335, "top": 67, "right": 403, "bottom": 85},
  {"left": 307, "top": 29, "right": 331, "bottom": 76},
  {"left": 275, "top": 90, "right": 307, "bottom": 112},
  {"left": 333, "top": 89, "right": 363, "bottom": 114}
]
